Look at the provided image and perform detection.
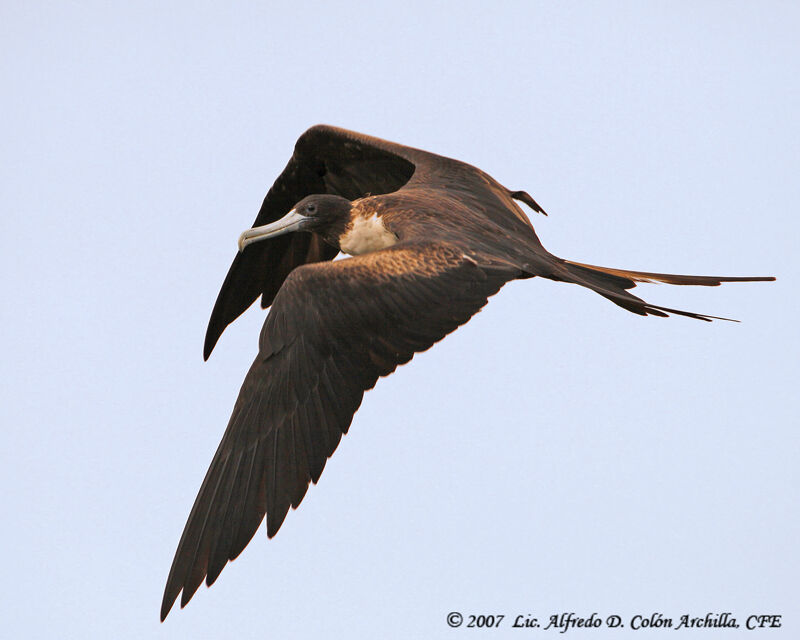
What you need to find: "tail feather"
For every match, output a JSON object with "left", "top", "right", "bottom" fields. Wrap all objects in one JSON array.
[
  {"left": 550, "top": 259, "right": 774, "bottom": 321},
  {"left": 563, "top": 260, "right": 775, "bottom": 288},
  {"left": 595, "top": 286, "right": 737, "bottom": 322}
]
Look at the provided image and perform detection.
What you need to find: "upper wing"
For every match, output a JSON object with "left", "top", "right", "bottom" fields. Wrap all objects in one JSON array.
[
  {"left": 163, "top": 243, "right": 519, "bottom": 619},
  {"left": 204, "top": 125, "right": 542, "bottom": 358}
]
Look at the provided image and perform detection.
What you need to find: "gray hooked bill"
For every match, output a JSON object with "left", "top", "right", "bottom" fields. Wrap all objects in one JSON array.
[{"left": 238, "top": 209, "right": 310, "bottom": 251}]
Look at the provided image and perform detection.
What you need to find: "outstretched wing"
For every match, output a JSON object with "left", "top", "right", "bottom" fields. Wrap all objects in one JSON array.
[
  {"left": 163, "top": 243, "right": 519, "bottom": 619},
  {"left": 204, "top": 125, "right": 542, "bottom": 358}
]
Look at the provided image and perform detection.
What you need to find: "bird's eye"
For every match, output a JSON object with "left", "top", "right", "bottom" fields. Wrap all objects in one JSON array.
[{"left": 306, "top": 203, "right": 317, "bottom": 214}]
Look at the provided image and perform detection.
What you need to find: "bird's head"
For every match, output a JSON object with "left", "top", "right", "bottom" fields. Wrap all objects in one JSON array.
[{"left": 238, "top": 194, "right": 352, "bottom": 251}]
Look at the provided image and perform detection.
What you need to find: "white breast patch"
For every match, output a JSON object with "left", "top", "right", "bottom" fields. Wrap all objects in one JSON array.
[{"left": 339, "top": 214, "right": 397, "bottom": 256}]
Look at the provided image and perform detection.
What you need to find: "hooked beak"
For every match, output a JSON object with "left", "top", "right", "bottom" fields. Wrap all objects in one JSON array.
[{"left": 237, "top": 209, "right": 310, "bottom": 251}]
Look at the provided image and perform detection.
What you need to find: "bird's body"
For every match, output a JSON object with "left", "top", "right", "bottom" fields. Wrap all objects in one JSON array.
[{"left": 161, "top": 125, "right": 773, "bottom": 620}]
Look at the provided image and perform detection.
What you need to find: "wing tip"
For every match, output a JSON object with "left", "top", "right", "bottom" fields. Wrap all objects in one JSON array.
[
  {"left": 160, "top": 591, "right": 176, "bottom": 622},
  {"left": 510, "top": 190, "right": 547, "bottom": 216},
  {"left": 203, "top": 308, "right": 225, "bottom": 361},
  {"left": 203, "top": 335, "right": 215, "bottom": 361}
]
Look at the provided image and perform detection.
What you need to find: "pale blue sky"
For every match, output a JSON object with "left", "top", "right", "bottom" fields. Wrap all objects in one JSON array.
[{"left": 2, "top": 2, "right": 797, "bottom": 638}]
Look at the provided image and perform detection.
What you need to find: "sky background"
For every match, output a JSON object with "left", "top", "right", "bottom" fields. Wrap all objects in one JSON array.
[{"left": 2, "top": 2, "right": 798, "bottom": 638}]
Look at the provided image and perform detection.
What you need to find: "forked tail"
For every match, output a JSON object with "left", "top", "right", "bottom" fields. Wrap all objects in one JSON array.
[{"left": 551, "top": 259, "right": 775, "bottom": 321}]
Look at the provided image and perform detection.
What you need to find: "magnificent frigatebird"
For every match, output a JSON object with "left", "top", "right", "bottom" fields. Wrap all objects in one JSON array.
[{"left": 161, "top": 125, "right": 773, "bottom": 620}]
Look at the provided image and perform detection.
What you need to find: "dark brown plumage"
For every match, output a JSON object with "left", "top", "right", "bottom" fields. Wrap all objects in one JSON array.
[{"left": 162, "top": 125, "right": 773, "bottom": 620}]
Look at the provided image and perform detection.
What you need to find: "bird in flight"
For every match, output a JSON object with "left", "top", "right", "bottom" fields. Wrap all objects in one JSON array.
[{"left": 161, "top": 125, "right": 773, "bottom": 620}]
